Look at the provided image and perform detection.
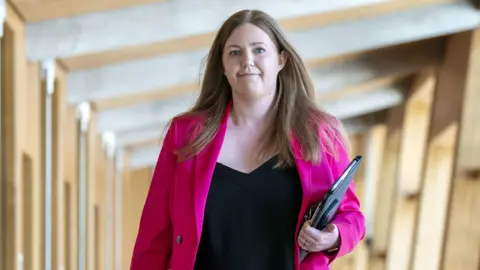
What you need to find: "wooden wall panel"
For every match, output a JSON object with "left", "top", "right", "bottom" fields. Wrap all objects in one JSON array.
[
  {"left": 332, "top": 133, "right": 368, "bottom": 270},
  {"left": 411, "top": 28, "right": 480, "bottom": 270},
  {"left": 122, "top": 165, "right": 151, "bottom": 270},
  {"left": 385, "top": 70, "right": 436, "bottom": 270},
  {"left": 441, "top": 28, "right": 480, "bottom": 270},
  {"left": 370, "top": 104, "right": 405, "bottom": 270}
]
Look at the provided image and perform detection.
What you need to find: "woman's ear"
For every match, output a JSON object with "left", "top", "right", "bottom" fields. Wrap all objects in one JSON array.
[{"left": 278, "top": 50, "right": 288, "bottom": 71}]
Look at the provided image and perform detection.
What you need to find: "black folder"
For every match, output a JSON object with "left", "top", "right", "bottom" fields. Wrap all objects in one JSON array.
[{"left": 299, "top": 155, "right": 363, "bottom": 262}]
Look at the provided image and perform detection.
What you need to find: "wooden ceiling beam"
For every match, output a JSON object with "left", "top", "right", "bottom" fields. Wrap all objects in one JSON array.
[
  {"left": 59, "top": 0, "right": 455, "bottom": 71},
  {"left": 9, "top": 0, "right": 168, "bottom": 22}
]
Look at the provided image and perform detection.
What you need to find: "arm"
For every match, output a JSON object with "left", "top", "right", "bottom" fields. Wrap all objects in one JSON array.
[
  {"left": 325, "top": 138, "right": 366, "bottom": 262},
  {"left": 130, "top": 120, "right": 177, "bottom": 270}
]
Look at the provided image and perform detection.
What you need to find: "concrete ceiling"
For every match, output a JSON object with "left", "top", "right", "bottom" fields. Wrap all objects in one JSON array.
[{"left": 11, "top": 0, "right": 480, "bottom": 169}]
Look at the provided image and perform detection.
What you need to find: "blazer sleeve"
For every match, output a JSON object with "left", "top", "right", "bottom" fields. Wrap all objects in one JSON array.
[
  {"left": 130, "top": 120, "right": 177, "bottom": 270},
  {"left": 326, "top": 138, "right": 366, "bottom": 263}
]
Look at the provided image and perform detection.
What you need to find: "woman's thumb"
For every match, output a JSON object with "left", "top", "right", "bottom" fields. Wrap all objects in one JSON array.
[{"left": 325, "top": 223, "right": 336, "bottom": 232}]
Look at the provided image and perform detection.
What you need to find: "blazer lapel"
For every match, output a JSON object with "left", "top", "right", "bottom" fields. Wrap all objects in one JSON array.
[
  {"left": 291, "top": 135, "right": 313, "bottom": 269},
  {"left": 193, "top": 103, "right": 231, "bottom": 241},
  {"left": 291, "top": 134, "right": 313, "bottom": 208}
]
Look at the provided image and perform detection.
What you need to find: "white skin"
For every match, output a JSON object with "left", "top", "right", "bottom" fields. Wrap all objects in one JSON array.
[{"left": 217, "top": 22, "right": 339, "bottom": 253}]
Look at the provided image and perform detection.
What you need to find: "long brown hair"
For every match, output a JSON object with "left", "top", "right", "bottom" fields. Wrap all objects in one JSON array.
[{"left": 176, "top": 9, "right": 349, "bottom": 167}]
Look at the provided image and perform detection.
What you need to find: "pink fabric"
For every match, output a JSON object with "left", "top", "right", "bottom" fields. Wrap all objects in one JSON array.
[{"left": 130, "top": 104, "right": 365, "bottom": 270}]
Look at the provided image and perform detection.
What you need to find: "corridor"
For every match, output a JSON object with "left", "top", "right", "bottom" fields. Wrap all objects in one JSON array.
[{"left": 1, "top": 0, "right": 480, "bottom": 270}]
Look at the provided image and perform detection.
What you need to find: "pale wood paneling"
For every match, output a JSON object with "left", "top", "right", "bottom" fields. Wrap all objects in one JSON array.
[
  {"left": 385, "top": 69, "right": 436, "bottom": 270},
  {"left": 369, "top": 104, "right": 405, "bottom": 270},
  {"left": 122, "top": 161, "right": 152, "bottom": 270},
  {"left": 411, "top": 28, "right": 480, "bottom": 270},
  {"left": 441, "top": 28, "right": 480, "bottom": 270}
]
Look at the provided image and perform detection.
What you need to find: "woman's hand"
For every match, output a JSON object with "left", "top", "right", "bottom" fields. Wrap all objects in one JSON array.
[{"left": 297, "top": 221, "right": 339, "bottom": 252}]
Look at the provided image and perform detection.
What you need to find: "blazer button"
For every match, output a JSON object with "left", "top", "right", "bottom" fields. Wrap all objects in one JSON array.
[{"left": 176, "top": 235, "right": 182, "bottom": 244}]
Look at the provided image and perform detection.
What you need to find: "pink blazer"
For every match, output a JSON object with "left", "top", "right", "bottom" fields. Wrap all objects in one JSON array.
[{"left": 130, "top": 104, "right": 365, "bottom": 270}]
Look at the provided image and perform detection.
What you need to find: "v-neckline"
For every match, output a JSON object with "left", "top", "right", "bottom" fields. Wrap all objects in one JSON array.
[{"left": 216, "top": 156, "right": 277, "bottom": 175}]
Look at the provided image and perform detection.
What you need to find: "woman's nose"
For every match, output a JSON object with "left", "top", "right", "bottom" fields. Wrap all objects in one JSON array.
[{"left": 241, "top": 52, "right": 254, "bottom": 67}]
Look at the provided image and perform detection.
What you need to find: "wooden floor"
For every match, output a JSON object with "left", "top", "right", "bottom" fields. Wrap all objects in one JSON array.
[{"left": 1, "top": 1, "right": 479, "bottom": 270}]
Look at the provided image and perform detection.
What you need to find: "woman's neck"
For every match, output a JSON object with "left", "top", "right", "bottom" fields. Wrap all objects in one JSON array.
[{"left": 230, "top": 93, "right": 275, "bottom": 127}]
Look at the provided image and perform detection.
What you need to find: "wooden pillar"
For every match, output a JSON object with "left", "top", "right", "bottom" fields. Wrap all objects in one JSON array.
[
  {"left": 349, "top": 133, "right": 369, "bottom": 270},
  {"left": 385, "top": 69, "right": 436, "bottom": 270},
  {"left": 115, "top": 150, "right": 127, "bottom": 270},
  {"left": 87, "top": 110, "right": 99, "bottom": 270},
  {"left": 411, "top": 29, "right": 480, "bottom": 270},
  {"left": 122, "top": 151, "right": 133, "bottom": 270},
  {"left": 64, "top": 104, "right": 79, "bottom": 270},
  {"left": 0, "top": 21, "right": 3, "bottom": 270},
  {"left": 102, "top": 133, "right": 116, "bottom": 270},
  {"left": 369, "top": 104, "right": 405, "bottom": 270},
  {"left": 355, "top": 124, "right": 387, "bottom": 270},
  {"left": 122, "top": 157, "right": 154, "bottom": 270},
  {"left": 25, "top": 63, "right": 43, "bottom": 270},
  {"left": 53, "top": 64, "right": 69, "bottom": 270},
  {"left": 332, "top": 133, "right": 368, "bottom": 270},
  {"left": 94, "top": 134, "right": 107, "bottom": 270},
  {"left": 3, "top": 4, "right": 27, "bottom": 270}
]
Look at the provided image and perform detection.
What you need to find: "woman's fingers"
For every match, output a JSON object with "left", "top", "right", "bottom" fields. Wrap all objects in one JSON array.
[{"left": 299, "top": 222, "right": 325, "bottom": 251}]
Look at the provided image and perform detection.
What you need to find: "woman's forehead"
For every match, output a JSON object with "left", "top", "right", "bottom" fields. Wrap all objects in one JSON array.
[{"left": 225, "top": 24, "right": 274, "bottom": 47}]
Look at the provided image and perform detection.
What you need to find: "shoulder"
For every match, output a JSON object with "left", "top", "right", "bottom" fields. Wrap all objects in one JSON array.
[
  {"left": 165, "top": 111, "right": 207, "bottom": 146},
  {"left": 171, "top": 112, "right": 206, "bottom": 131},
  {"left": 317, "top": 114, "right": 350, "bottom": 164}
]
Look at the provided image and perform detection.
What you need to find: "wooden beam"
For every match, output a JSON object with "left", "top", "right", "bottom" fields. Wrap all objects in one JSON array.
[
  {"left": 93, "top": 37, "right": 444, "bottom": 111},
  {"left": 59, "top": 0, "right": 453, "bottom": 71},
  {"left": 363, "top": 123, "right": 388, "bottom": 240},
  {"left": 10, "top": 0, "right": 168, "bottom": 22},
  {"left": 411, "top": 28, "right": 480, "bottom": 270},
  {"left": 369, "top": 104, "right": 405, "bottom": 270},
  {"left": 385, "top": 69, "right": 436, "bottom": 270},
  {"left": 441, "top": 28, "right": 480, "bottom": 270}
]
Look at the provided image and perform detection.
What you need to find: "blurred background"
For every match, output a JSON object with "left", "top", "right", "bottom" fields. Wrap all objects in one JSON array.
[{"left": 1, "top": 0, "right": 480, "bottom": 269}]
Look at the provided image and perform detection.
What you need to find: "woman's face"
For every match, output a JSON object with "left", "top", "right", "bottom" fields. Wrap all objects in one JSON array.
[{"left": 222, "top": 23, "right": 286, "bottom": 100}]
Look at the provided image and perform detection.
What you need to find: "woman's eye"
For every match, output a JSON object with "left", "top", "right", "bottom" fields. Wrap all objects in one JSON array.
[
  {"left": 254, "top": 47, "right": 265, "bottom": 54},
  {"left": 229, "top": 50, "right": 241, "bottom": 56}
]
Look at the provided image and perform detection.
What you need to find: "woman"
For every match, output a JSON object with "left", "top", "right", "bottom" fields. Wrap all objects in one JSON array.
[{"left": 130, "top": 9, "right": 365, "bottom": 270}]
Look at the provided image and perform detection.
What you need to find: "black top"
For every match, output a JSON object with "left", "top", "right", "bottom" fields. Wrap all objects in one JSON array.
[{"left": 193, "top": 156, "right": 303, "bottom": 270}]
